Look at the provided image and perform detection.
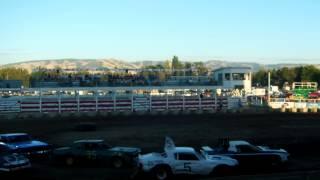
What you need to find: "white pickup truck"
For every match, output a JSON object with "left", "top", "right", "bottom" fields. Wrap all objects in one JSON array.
[{"left": 139, "top": 137, "right": 238, "bottom": 180}]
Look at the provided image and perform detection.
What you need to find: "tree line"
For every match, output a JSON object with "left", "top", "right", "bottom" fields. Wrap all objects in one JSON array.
[
  {"left": 0, "top": 67, "right": 30, "bottom": 87},
  {"left": 253, "top": 65, "right": 320, "bottom": 87},
  {"left": 1, "top": 57, "right": 319, "bottom": 88}
]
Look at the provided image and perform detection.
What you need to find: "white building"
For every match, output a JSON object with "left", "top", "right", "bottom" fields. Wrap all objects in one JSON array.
[{"left": 212, "top": 67, "right": 252, "bottom": 91}]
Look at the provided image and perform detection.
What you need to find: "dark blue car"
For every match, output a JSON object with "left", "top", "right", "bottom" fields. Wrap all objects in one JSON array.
[
  {"left": 0, "top": 142, "right": 31, "bottom": 173},
  {"left": 0, "top": 133, "right": 51, "bottom": 158}
]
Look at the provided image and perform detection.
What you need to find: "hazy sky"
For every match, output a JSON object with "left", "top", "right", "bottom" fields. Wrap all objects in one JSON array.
[{"left": 0, "top": 0, "right": 319, "bottom": 64}]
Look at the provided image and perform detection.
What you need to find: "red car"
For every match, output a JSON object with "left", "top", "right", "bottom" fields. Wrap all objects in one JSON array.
[{"left": 308, "top": 91, "right": 320, "bottom": 99}]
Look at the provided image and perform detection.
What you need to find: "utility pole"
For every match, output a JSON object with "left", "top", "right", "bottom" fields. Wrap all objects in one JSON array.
[{"left": 268, "top": 71, "right": 271, "bottom": 103}]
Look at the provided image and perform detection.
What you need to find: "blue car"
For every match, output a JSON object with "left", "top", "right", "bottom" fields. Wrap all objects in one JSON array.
[
  {"left": 0, "top": 133, "right": 51, "bottom": 158},
  {"left": 0, "top": 142, "right": 31, "bottom": 173}
]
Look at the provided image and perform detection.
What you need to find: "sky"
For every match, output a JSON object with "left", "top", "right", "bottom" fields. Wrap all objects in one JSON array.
[{"left": 0, "top": 0, "right": 320, "bottom": 64}]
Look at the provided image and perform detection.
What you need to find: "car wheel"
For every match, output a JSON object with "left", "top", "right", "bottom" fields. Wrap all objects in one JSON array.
[
  {"left": 112, "top": 157, "right": 124, "bottom": 168},
  {"left": 211, "top": 165, "right": 233, "bottom": 177},
  {"left": 271, "top": 157, "right": 283, "bottom": 170},
  {"left": 65, "top": 157, "right": 74, "bottom": 166},
  {"left": 153, "top": 166, "right": 171, "bottom": 180}
]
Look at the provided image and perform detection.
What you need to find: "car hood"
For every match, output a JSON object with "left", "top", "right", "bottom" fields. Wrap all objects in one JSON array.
[
  {"left": 257, "top": 146, "right": 288, "bottom": 154},
  {"left": 110, "top": 147, "right": 141, "bottom": 154},
  {"left": 8, "top": 140, "right": 49, "bottom": 149}
]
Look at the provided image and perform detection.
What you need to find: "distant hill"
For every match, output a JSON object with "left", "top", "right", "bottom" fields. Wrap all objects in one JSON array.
[
  {"left": 1, "top": 59, "right": 140, "bottom": 72},
  {"left": 1, "top": 59, "right": 319, "bottom": 72}
]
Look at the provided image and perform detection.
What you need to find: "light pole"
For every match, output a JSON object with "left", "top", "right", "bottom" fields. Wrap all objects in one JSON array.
[{"left": 268, "top": 71, "right": 271, "bottom": 103}]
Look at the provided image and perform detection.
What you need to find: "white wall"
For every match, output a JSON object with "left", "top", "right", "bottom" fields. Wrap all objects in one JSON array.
[{"left": 213, "top": 67, "right": 252, "bottom": 91}]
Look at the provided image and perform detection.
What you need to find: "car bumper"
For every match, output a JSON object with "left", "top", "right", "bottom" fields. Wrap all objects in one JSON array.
[{"left": 0, "top": 163, "right": 31, "bottom": 172}]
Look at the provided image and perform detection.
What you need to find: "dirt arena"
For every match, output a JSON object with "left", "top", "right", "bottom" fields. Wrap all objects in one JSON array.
[{"left": 1, "top": 111, "right": 320, "bottom": 179}]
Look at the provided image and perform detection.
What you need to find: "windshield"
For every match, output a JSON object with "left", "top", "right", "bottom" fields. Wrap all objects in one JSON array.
[
  {"left": 195, "top": 151, "right": 205, "bottom": 160},
  {"left": 237, "top": 144, "right": 262, "bottom": 153},
  {"left": 2, "top": 135, "right": 32, "bottom": 143}
]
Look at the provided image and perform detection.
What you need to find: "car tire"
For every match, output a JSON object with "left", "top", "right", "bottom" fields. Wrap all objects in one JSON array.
[
  {"left": 211, "top": 165, "right": 233, "bottom": 177},
  {"left": 152, "top": 166, "right": 172, "bottom": 180},
  {"left": 65, "top": 156, "right": 75, "bottom": 166},
  {"left": 271, "top": 157, "right": 284, "bottom": 170},
  {"left": 112, "top": 157, "right": 124, "bottom": 168}
]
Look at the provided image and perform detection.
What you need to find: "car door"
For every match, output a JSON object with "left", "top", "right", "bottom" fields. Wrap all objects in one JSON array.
[
  {"left": 85, "top": 143, "right": 98, "bottom": 161},
  {"left": 95, "top": 143, "right": 112, "bottom": 163},
  {"left": 173, "top": 152, "right": 204, "bottom": 175},
  {"left": 234, "top": 145, "right": 262, "bottom": 167}
]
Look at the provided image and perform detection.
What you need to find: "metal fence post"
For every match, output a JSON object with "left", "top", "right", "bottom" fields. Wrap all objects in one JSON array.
[
  {"left": 214, "top": 94, "right": 217, "bottom": 111},
  {"left": 39, "top": 88, "right": 42, "bottom": 113},
  {"left": 131, "top": 94, "right": 134, "bottom": 112},
  {"left": 58, "top": 90, "right": 61, "bottom": 114},
  {"left": 113, "top": 93, "right": 116, "bottom": 112},
  {"left": 166, "top": 94, "right": 169, "bottom": 111},
  {"left": 149, "top": 94, "right": 152, "bottom": 112},
  {"left": 76, "top": 91, "right": 80, "bottom": 112},
  {"left": 182, "top": 95, "right": 185, "bottom": 111},
  {"left": 95, "top": 90, "right": 98, "bottom": 112},
  {"left": 199, "top": 94, "right": 202, "bottom": 111}
]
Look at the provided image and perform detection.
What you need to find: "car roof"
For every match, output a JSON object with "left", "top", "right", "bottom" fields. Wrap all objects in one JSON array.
[
  {"left": 0, "top": 133, "right": 28, "bottom": 137},
  {"left": 229, "top": 140, "right": 250, "bottom": 146},
  {"left": 174, "top": 147, "right": 196, "bottom": 153},
  {"left": 74, "top": 139, "right": 104, "bottom": 143}
]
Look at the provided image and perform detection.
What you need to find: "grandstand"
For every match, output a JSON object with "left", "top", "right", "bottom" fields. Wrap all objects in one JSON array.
[{"left": 0, "top": 67, "right": 253, "bottom": 113}]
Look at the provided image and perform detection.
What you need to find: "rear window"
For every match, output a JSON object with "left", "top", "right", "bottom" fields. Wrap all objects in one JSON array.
[{"left": 1, "top": 135, "right": 32, "bottom": 143}]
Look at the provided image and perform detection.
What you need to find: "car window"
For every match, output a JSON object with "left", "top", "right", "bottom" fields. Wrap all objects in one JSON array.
[
  {"left": 178, "top": 153, "right": 199, "bottom": 161},
  {"left": 236, "top": 145, "right": 260, "bottom": 153},
  {"left": 161, "top": 152, "right": 167, "bottom": 158},
  {"left": 4, "top": 135, "right": 32, "bottom": 143},
  {"left": 82, "top": 143, "right": 97, "bottom": 150},
  {"left": 98, "top": 143, "right": 111, "bottom": 149}
]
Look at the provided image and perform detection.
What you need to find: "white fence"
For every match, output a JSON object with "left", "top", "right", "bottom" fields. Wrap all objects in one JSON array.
[
  {"left": 269, "top": 98, "right": 320, "bottom": 109},
  {"left": 0, "top": 95, "right": 238, "bottom": 113}
]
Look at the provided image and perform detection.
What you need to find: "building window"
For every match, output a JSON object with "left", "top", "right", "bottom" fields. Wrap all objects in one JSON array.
[
  {"left": 224, "top": 73, "right": 230, "bottom": 80},
  {"left": 232, "top": 73, "right": 245, "bottom": 80}
]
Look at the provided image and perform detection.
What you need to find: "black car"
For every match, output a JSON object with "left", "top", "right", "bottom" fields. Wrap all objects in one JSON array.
[
  {"left": 202, "top": 140, "right": 289, "bottom": 169},
  {"left": 53, "top": 139, "right": 141, "bottom": 168}
]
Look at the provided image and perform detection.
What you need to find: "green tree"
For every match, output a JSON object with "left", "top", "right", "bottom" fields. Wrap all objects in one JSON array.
[
  {"left": 163, "top": 59, "right": 172, "bottom": 70},
  {"left": 193, "top": 62, "right": 208, "bottom": 76},
  {"left": 184, "top": 62, "right": 192, "bottom": 76},
  {"left": 252, "top": 69, "right": 268, "bottom": 86},
  {"left": 0, "top": 67, "right": 30, "bottom": 87},
  {"left": 171, "top": 56, "right": 184, "bottom": 76},
  {"left": 301, "top": 65, "right": 319, "bottom": 82}
]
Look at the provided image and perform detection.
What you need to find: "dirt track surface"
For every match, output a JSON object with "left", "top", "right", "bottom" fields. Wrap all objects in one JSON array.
[{"left": 1, "top": 112, "right": 320, "bottom": 179}]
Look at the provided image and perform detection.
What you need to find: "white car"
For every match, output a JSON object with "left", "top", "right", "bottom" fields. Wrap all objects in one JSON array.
[
  {"left": 202, "top": 140, "right": 289, "bottom": 168},
  {"left": 139, "top": 137, "right": 238, "bottom": 180}
]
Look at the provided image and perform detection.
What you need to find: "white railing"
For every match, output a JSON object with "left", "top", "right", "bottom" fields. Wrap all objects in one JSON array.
[
  {"left": 0, "top": 95, "right": 232, "bottom": 113},
  {"left": 268, "top": 98, "right": 320, "bottom": 109}
]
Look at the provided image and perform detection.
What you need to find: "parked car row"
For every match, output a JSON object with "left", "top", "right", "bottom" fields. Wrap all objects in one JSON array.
[{"left": 0, "top": 133, "right": 290, "bottom": 179}]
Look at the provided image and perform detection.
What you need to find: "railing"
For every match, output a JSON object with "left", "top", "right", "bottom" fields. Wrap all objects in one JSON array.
[
  {"left": 268, "top": 98, "right": 320, "bottom": 109},
  {"left": 0, "top": 95, "right": 232, "bottom": 113}
]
